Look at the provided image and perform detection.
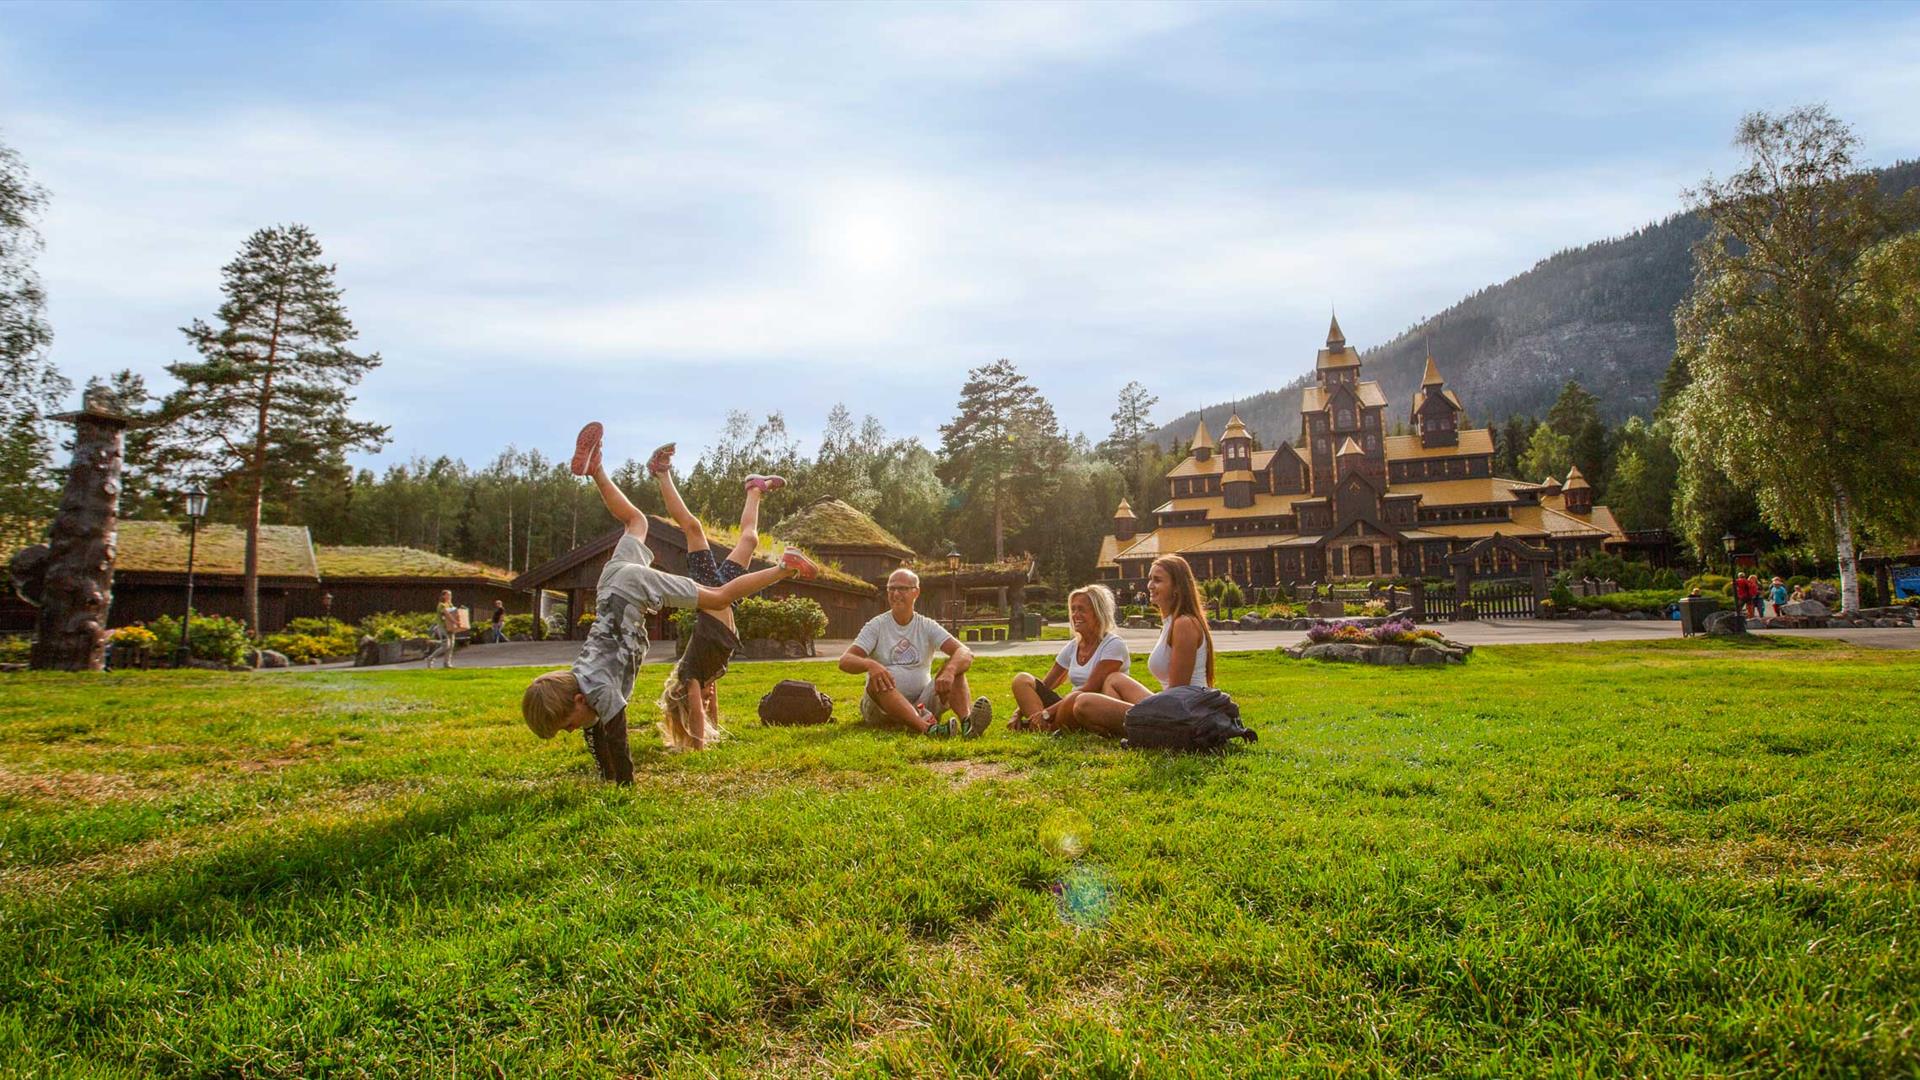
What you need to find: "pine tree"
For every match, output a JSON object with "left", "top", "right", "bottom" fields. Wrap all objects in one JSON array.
[
  {"left": 151, "top": 225, "right": 387, "bottom": 632},
  {"left": 1100, "top": 380, "right": 1158, "bottom": 510},
  {"left": 0, "top": 135, "right": 68, "bottom": 548},
  {"left": 1672, "top": 106, "right": 1920, "bottom": 612},
  {"left": 938, "top": 359, "right": 1066, "bottom": 561}
]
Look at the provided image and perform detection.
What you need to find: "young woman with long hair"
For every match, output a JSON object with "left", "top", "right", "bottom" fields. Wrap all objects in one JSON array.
[
  {"left": 1052, "top": 555, "right": 1213, "bottom": 738},
  {"left": 1009, "top": 583, "right": 1129, "bottom": 732}
]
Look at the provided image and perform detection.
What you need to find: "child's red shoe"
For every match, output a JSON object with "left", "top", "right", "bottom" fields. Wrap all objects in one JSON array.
[
  {"left": 647, "top": 443, "right": 676, "bottom": 477},
  {"left": 570, "top": 423, "right": 603, "bottom": 476},
  {"left": 745, "top": 474, "right": 786, "bottom": 493},
  {"left": 779, "top": 550, "right": 820, "bottom": 580}
]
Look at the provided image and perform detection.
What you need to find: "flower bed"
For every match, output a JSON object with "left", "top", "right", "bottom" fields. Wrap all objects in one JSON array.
[{"left": 1286, "top": 618, "right": 1470, "bottom": 666}]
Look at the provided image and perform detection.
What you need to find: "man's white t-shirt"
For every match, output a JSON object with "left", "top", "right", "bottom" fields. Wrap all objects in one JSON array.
[
  {"left": 1055, "top": 632, "right": 1130, "bottom": 688},
  {"left": 852, "top": 611, "right": 955, "bottom": 702}
]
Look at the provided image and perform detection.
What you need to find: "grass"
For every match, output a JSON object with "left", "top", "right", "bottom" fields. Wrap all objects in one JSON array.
[{"left": 2, "top": 638, "right": 1917, "bottom": 1076}]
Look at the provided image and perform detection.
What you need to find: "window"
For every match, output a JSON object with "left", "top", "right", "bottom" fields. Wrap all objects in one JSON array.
[{"left": 1338, "top": 409, "right": 1353, "bottom": 428}]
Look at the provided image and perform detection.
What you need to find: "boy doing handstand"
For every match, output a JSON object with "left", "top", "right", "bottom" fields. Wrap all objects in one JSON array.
[
  {"left": 646, "top": 440, "right": 785, "bottom": 751},
  {"left": 519, "top": 423, "right": 818, "bottom": 782}
]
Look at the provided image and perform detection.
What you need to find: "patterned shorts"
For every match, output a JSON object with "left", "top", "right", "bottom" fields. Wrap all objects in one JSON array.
[{"left": 685, "top": 546, "right": 750, "bottom": 588}]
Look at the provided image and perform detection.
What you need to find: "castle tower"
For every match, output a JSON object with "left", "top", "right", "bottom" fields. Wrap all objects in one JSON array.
[
  {"left": 1190, "top": 418, "right": 1215, "bottom": 463},
  {"left": 1336, "top": 436, "right": 1367, "bottom": 483},
  {"left": 1561, "top": 465, "right": 1593, "bottom": 515},
  {"left": 1412, "top": 349, "right": 1461, "bottom": 449},
  {"left": 1112, "top": 498, "right": 1139, "bottom": 542},
  {"left": 1315, "top": 312, "right": 1361, "bottom": 387},
  {"left": 1221, "top": 413, "right": 1255, "bottom": 508}
]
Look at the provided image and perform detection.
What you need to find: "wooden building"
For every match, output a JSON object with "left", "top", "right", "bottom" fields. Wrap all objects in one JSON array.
[
  {"left": 769, "top": 497, "right": 917, "bottom": 583},
  {"left": 1098, "top": 316, "right": 1628, "bottom": 591},
  {"left": 511, "top": 514, "right": 884, "bottom": 640},
  {"left": 97, "top": 521, "right": 526, "bottom": 631}
]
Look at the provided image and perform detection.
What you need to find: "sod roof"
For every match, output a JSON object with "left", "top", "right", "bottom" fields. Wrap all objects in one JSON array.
[
  {"left": 316, "top": 546, "right": 514, "bottom": 583},
  {"left": 114, "top": 521, "right": 320, "bottom": 579},
  {"left": 772, "top": 498, "right": 916, "bottom": 558}
]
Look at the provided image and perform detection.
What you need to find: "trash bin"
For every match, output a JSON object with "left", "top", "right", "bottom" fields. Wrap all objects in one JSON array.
[
  {"left": 1022, "top": 612, "right": 1042, "bottom": 639},
  {"left": 1677, "top": 596, "right": 1714, "bottom": 636}
]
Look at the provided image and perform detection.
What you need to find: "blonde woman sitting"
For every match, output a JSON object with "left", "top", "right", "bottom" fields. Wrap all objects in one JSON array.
[
  {"left": 1010, "top": 584, "right": 1129, "bottom": 732},
  {"left": 1054, "top": 555, "right": 1214, "bottom": 739}
]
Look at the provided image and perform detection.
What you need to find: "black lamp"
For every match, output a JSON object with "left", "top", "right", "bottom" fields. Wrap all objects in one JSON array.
[{"left": 176, "top": 488, "right": 209, "bottom": 666}]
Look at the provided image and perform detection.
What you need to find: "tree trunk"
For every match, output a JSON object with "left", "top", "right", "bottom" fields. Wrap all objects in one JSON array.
[
  {"left": 992, "top": 474, "right": 1006, "bottom": 610},
  {"left": 30, "top": 403, "right": 129, "bottom": 671},
  {"left": 244, "top": 302, "right": 285, "bottom": 637},
  {"left": 1833, "top": 485, "right": 1860, "bottom": 613}
]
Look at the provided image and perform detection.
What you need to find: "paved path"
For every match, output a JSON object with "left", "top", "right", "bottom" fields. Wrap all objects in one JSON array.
[{"left": 284, "top": 618, "right": 1920, "bottom": 672}]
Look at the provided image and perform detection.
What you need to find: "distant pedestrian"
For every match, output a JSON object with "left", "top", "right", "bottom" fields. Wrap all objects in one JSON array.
[
  {"left": 1770, "top": 577, "right": 1789, "bottom": 615},
  {"left": 489, "top": 599, "right": 506, "bottom": 643},
  {"left": 1734, "top": 574, "right": 1757, "bottom": 617},
  {"left": 428, "top": 589, "right": 459, "bottom": 669}
]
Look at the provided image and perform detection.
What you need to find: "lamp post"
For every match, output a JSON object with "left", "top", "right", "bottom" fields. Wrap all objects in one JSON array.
[
  {"left": 946, "top": 547, "right": 962, "bottom": 635},
  {"left": 176, "top": 488, "right": 208, "bottom": 667},
  {"left": 1721, "top": 532, "right": 1739, "bottom": 618}
]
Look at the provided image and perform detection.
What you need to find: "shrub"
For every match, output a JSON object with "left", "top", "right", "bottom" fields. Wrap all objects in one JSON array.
[
  {"left": 110, "top": 625, "right": 159, "bottom": 649},
  {"left": 273, "top": 618, "right": 359, "bottom": 658},
  {"left": 259, "top": 633, "right": 338, "bottom": 664},
  {"left": 0, "top": 636, "right": 31, "bottom": 664},
  {"left": 672, "top": 596, "right": 828, "bottom": 644},
  {"left": 148, "top": 611, "right": 250, "bottom": 666},
  {"left": 577, "top": 612, "right": 598, "bottom": 629},
  {"left": 502, "top": 613, "right": 536, "bottom": 639},
  {"left": 359, "top": 611, "right": 438, "bottom": 643}
]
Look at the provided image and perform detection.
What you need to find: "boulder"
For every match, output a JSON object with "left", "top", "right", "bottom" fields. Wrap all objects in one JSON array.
[
  {"left": 1409, "top": 646, "right": 1448, "bottom": 665},
  {"left": 1781, "top": 600, "right": 1830, "bottom": 618},
  {"left": 1365, "top": 645, "right": 1410, "bottom": 666},
  {"left": 1704, "top": 610, "right": 1751, "bottom": 637},
  {"left": 1290, "top": 618, "right": 1315, "bottom": 631},
  {"left": 256, "top": 649, "right": 289, "bottom": 669},
  {"left": 1281, "top": 643, "right": 1307, "bottom": 659},
  {"left": 1874, "top": 618, "right": 1901, "bottom": 628},
  {"left": 1240, "top": 614, "right": 1263, "bottom": 629},
  {"left": 1301, "top": 642, "right": 1369, "bottom": 664},
  {"left": 1806, "top": 582, "right": 1840, "bottom": 605}
]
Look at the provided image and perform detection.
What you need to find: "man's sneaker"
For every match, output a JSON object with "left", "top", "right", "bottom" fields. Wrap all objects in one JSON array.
[
  {"left": 963, "top": 696, "right": 992, "bottom": 738},
  {"left": 779, "top": 549, "right": 820, "bottom": 580},
  {"left": 745, "top": 474, "right": 786, "bottom": 493},
  {"left": 924, "top": 717, "right": 957, "bottom": 738},
  {"left": 570, "top": 422, "right": 604, "bottom": 476},
  {"left": 647, "top": 442, "right": 676, "bottom": 477}
]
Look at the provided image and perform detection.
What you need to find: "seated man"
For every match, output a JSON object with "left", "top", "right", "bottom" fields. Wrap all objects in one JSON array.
[{"left": 839, "top": 569, "right": 992, "bottom": 738}]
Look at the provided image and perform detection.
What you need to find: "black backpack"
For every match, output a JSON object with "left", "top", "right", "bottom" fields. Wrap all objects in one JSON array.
[
  {"left": 1122, "top": 686, "right": 1258, "bottom": 752},
  {"left": 758, "top": 679, "right": 835, "bottom": 726}
]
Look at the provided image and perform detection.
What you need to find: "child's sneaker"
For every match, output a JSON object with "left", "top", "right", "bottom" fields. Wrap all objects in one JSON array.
[
  {"left": 745, "top": 474, "right": 786, "bottom": 493},
  {"left": 779, "top": 549, "right": 820, "bottom": 580},
  {"left": 963, "top": 696, "right": 993, "bottom": 738},
  {"left": 647, "top": 443, "right": 676, "bottom": 477},
  {"left": 570, "top": 422, "right": 603, "bottom": 476},
  {"left": 924, "top": 717, "right": 957, "bottom": 738}
]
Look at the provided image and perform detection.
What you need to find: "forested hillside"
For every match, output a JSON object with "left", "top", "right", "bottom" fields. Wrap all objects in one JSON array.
[{"left": 1158, "top": 159, "right": 1920, "bottom": 447}]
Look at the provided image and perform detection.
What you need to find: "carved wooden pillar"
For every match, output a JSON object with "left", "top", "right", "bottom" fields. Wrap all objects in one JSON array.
[{"left": 31, "top": 398, "right": 130, "bottom": 671}]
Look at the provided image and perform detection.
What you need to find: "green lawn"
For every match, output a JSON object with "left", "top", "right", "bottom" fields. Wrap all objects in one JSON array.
[{"left": 2, "top": 639, "right": 1917, "bottom": 1076}]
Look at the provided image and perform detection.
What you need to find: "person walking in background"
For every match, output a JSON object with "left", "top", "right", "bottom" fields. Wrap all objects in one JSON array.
[
  {"left": 489, "top": 599, "right": 506, "bottom": 644},
  {"left": 1770, "top": 577, "right": 1790, "bottom": 616},
  {"left": 427, "top": 589, "right": 459, "bottom": 669},
  {"left": 1734, "top": 573, "right": 1756, "bottom": 618}
]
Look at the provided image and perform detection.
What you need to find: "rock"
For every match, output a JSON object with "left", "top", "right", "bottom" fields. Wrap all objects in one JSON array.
[
  {"left": 1366, "top": 645, "right": 1410, "bottom": 666},
  {"left": 1744, "top": 618, "right": 1768, "bottom": 631},
  {"left": 1806, "top": 582, "right": 1839, "bottom": 605},
  {"left": 354, "top": 639, "right": 380, "bottom": 667},
  {"left": 1289, "top": 619, "right": 1313, "bottom": 631},
  {"left": 257, "top": 649, "right": 289, "bottom": 669},
  {"left": 1239, "top": 614, "right": 1263, "bottom": 629},
  {"left": 1589, "top": 610, "right": 1620, "bottom": 620},
  {"left": 1624, "top": 611, "right": 1648, "bottom": 620},
  {"left": 1704, "top": 610, "right": 1751, "bottom": 637},
  {"left": 1781, "top": 600, "right": 1830, "bottom": 618},
  {"left": 1281, "top": 643, "right": 1307, "bottom": 659},
  {"left": 1874, "top": 618, "right": 1901, "bottom": 628},
  {"left": 1301, "top": 642, "right": 1368, "bottom": 664},
  {"left": 1409, "top": 646, "right": 1447, "bottom": 665}
]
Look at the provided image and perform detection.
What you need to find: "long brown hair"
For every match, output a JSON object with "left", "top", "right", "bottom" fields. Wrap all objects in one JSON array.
[{"left": 1151, "top": 555, "right": 1214, "bottom": 686}]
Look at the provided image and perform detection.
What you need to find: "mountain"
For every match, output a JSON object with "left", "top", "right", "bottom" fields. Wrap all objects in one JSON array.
[{"left": 1155, "top": 159, "right": 1920, "bottom": 449}]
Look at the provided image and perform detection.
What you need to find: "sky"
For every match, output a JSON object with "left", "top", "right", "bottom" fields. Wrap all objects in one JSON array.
[{"left": 4, "top": 0, "right": 1918, "bottom": 472}]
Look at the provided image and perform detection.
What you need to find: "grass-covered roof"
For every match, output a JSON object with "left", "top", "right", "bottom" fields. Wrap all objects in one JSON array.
[
  {"left": 115, "top": 521, "right": 319, "bottom": 579},
  {"left": 317, "top": 546, "right": 514, "bottom": 583},
  {"left": 771, "top": 498, "right": 915, "bottom": 558}
]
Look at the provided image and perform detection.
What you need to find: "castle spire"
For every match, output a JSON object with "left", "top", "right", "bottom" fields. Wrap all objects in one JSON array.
[
  {"left": 1326, "top": 309, "right": 1345, "bottom": 350},
  {"left": 1421, "top": 353, "right": 1444, "bottom": 387}
]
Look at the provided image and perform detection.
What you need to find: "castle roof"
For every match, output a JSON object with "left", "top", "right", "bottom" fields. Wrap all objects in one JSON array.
[
  {"left": 1381, "top": 429, "right": 1494, "bottom": 460},
  {"left": 1562, "top": 465, "right": 1592, "bottom": 491},
  {"left": 1421, "top": 354, "right": 1444, "bottom": 386},
  {"left": 1113, "top": 498, "right": 1136, "bottom": 518},
  {"left": 1301, "top": 381, "right": 1386, "bottom": 411},
  {"left": 1221, "top": 413, "right": 1250, "bottom": 441},
  {"left": 1190, "top": 418, "right": 1214, "bottom": 451},
  {"left": 1337, "top": 437, "right": 1365, "bottom": 457},
  {"left": 1316, "top": 312, "right": 1362, "bottom": 369}
]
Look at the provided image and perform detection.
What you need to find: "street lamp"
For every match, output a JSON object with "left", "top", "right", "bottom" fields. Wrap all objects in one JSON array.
[
  {"left": 1721, "top": 532, "right": 1739, "bottom": 616},
  {"left": 175, "top": 488, "right": 208, "bottom": 667}
]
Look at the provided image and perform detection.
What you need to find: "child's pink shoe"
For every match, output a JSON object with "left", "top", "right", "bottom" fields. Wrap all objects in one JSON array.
[
  {"left": 647, "top": 443, "right": 676, "bottom": 477},
  {"left": 570, "top": 423, "right": 603, "bottom": 476},
  {"left": 745, "top": 474, "right": 786, "bottom": 494},
  {"left": 779, "top": 549, "right": 820, "bottom": 580}
]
